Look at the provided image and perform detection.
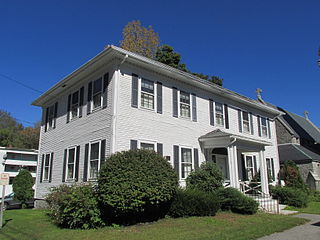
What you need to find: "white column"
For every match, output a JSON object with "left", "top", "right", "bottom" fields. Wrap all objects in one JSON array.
[
  {"left": 232, "top": 145, "right": 240, "bottom": 189},
  {"left": 259, "top": 150, "right": 269, "bottom": 195},
  {"left": 227, "top": 145, "right": 240, "bottom": 189},
  {"left": 227, "top": 146, "right": 235, "bottom": 187}
]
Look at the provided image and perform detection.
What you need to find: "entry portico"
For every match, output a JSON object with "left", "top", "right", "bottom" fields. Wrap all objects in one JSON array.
[{"left": 199, "top": 129, "right": 272, "bottom": 195}]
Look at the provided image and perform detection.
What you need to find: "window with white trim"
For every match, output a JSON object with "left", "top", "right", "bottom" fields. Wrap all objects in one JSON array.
[
  {"left": 181, "top": 148, "right": 192, "bottom": 179},
  {"left": 92, "top": 78, "right": 103, "bottom": 110},
  {"left": 43, "top": 153, "right": 51, "bottom": 181},
  {"left": 180, "top": 91, "right": 191, "bottom": 118},
  {"left": 242, "top": 111, "right": 250, "bottom": 133},
  {"left": 215, "top": 102, "right": 224, "bottom": 126},
  {"left": 266, "top": 158, "right": 275, "bottom": 181},
  {"left": 66, "top": 147, "right": 76, "bottom": 180},
  {"left": 260, "top": 117, "right": 268, "bottom": 137},
  {"left": 70, "top": 91, "right": 79, "bottom": 120},
  {"left": 47, "top": 105, "right": 55, "bottom": 130},
  {"left": 245, "top": 155, "right": 255, "bottom": 181},
  {"left": 140, "top": 78, "right": 154, "bottom": 110},
  {"left": 89, "top": 141, "right": 100, "bottom": 180},
  {"left": 140, "top": 142, "right": 155, "bottom": 151}
]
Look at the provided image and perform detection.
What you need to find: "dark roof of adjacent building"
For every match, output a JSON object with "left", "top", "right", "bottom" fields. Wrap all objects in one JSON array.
[{"left": 278, "top": 143, "right": 320, "bottom": 164}]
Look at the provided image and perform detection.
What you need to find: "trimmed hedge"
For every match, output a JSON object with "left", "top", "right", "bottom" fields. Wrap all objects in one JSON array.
[
  {"left": 216, "top": 188, "right": 258, "bottom": 214},
  {"left": 98, "top": 149, "right": 178, "bottom": 224},
  {"left": 168, "top": 188, "right": 220, "bottom": 218},
  {"left": 13, "top": 169, "right": 34, "bottom": 207},
  {"left": 270, "top": 186, "right": 308, "bottom": 208}
]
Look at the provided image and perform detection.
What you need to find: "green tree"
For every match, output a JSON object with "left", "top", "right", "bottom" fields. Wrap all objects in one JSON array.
[
  {"left": 283, "top": 161, "right": 306, "bottom": 190},
  {"left": 13, "top": 169, "right": 34, "bottom": 207},
  {"left": 120, "top": 20, "right": 160, "bottom": 59},
  {"left": 155, "top": 45, "right": 187, "bottom": 71}
]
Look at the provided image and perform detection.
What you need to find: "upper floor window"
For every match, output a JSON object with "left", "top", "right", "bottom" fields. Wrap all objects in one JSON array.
[
  {"left": 141, "top": 78, "right": 154, "bottom": 110},
  {"left": 43, "top": 153, "right": 51, "bottom": 181},
  {"left": 45, "top": 102, "right": 58, "bottom": 131},
  {"left": 89, "top": 141, "right": 100, "bottom": 180},
  {"left": 181, "top": 148, "right": 192, "bottom": 179},
  {"left": 180, "top": 91, "right": 191, "bottom": 118},
  {"left": 242, "top": 111, "right": 250, "bottom": 133},
  {"left": 47, "top": 105, "right": 55, "bottom": 129},
  {"left": 260, "top": 117, "right": 268, "bottom": 137},
  {"left": 71, "top": 91, "right": 79, "bottom": 119},
  {"left": 66, "top": 147, "right": 76, "bottom": 180},
  {"left": 92, "top": 78, "right": 103, "bottom": 110},
  {"left": 215, "top": 102, "right": 224, "bottom": 126}
]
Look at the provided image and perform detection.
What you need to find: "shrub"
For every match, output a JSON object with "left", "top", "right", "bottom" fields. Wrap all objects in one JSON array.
[
  {"left": 46, "top": 184, "right": 104, "bottom": 229},
  {"left": 309, "top": 190, "right": 320, "bottom": 202},
  {"left": 168, "top": 188, "right": 220, "bottom": 218},
  {"left": 283, "top": 161, "right": 306, "bottom": 190},
  {"left": 97, "top": 150, "right": 178, "bottom": 224},
  {"left": 270, "top": 186, "right": 308, "bottom": 208},
  {"left": 216, "top": 188, "right": 258, "bottom": 214},
  {"left": 186, "top": 161, "right": 224, "bottom": 192},
  {"left": 13, "top": 169, "right": 34, "bottom": 207}
]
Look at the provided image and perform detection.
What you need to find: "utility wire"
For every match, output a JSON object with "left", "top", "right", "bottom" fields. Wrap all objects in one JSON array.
[{"left": 0, "top": 73, "right": 44, "bottom": 94}]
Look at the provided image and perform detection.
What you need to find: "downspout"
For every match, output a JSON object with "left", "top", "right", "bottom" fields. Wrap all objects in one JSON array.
[{"left": 111, "top": 54, "right": 128, "bottom": 154}]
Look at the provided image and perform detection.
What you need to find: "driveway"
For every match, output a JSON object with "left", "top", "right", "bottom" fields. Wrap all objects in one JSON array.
[{"left": 258, "top": 214, "right": 320, "bottom": 240}]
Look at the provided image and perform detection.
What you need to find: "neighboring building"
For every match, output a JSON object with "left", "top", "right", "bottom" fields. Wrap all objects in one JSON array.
[
  {"left": 32, "top": 45, "right": 282, "bottom": 206},
  {"left": 0, "top": 147, "right": 38, "bottom": 196}
]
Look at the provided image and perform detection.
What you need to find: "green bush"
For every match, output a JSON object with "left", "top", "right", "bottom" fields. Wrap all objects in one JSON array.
[
  {"left": 13, "top": 169, "right": 34, "bottom": 207},
  {"left": 270, "top": 186, "right": 308, "bottom": 208},
  {"left": 97, "top": 150, "right": 178, "bottom": 224},
  {"left": 216, "top": 188, "right": 258, "bottom": 214},
  {"left": 309, "top": 190, "right": 320, "bottom": 202},
  {"left": 283, "top": 161, "right": 307, "bottom": 190},
  {"left": 186, "top": 161, "right": 224, "bottom": 192},
  {"left": 46, "top": 184, "right": 104, "bottom": 229},
  {"left": 168, "top": 188, "right": 220, "bottom": 218}
]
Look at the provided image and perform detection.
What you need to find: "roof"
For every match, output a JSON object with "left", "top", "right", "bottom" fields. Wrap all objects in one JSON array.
[
  {"left": 0, "top": 146, "right": 39, "bottom": 154},
  {"left": 32, "top": 46, "right": 282, "bottom": 116},
  {"left": 278, "top": 143, "right": 320, "bottom": 164}
]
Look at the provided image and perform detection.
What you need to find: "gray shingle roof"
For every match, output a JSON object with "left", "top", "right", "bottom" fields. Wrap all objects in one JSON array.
[{"left": 278, "top": 143, "right": 320, "bottom": 164}]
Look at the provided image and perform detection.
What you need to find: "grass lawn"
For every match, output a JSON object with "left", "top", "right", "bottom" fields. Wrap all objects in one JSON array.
[
  {"left": 285, "top": 201, "right": 320, "bottom": 215},
  {"left": 0, "top": 209, "right": 307, "bottom": 240}
]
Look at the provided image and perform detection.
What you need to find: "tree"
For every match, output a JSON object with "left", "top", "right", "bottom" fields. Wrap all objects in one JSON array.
[
  {"left": 13, "top": 169, "right": 34, "bottom": 207},
  {"left": 120, "top": 20, "right": 160, "bottom": 59},
  {"left": 155, "top": 45, "right": 187, "bottom": 71},
  {"left": 283, "top": 161, "right": 306, "bottom": 190}
]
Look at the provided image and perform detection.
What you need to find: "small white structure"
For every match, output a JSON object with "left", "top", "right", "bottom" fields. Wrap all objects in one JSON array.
[{"left": 0, "top": 147, "right": 38, "bottom": 196}]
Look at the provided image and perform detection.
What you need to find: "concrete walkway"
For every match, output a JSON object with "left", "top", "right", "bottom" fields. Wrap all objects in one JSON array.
[{"left": 258, "top": 214, "right": 320, "bottom": 240}]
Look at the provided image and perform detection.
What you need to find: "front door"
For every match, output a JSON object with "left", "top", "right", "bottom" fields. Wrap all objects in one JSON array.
[{"left": 212, "top": 154, "right": 229, "bottom": 180}]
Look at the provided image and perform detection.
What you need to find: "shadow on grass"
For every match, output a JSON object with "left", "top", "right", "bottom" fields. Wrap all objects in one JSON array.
[
  {"left": 0, "top": 221, "right": 38, "bottom": 240},
  {"left": 311, "top": 221, "right": 320, "bottom": 227}
]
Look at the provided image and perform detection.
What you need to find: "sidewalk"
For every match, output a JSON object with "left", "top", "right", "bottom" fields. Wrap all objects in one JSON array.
[{"left": 258, "top": 214, "right": 320, "bottom": 240}]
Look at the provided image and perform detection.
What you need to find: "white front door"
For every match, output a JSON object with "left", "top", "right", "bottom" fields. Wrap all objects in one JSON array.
[{"left": 212, "top": 154, "right": 229, "bottom": 180}]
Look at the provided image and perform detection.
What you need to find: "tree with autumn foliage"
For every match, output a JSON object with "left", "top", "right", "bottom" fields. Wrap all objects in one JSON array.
[{"left": 283, "top": 160, "right": 306, "bottom": 190}]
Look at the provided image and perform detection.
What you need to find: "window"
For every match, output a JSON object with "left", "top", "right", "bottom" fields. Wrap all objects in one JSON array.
[
  {"left": 89, "top": 142, "right": 100, "bottom": 180},
  {"left": 180, "top": 91, "right": 190, "bottom": 118},
  {"left": 92, "top": 78, "right": 102, "bottom": 110},
  {"left": 261, "top": 117, "right": 268, "bottom": 137},
  {"left": 47, "top": 105, "right": 55, "bottom": 129},
  {"left": 140, "top": 142, "right": 155, "bottom": 151},
  {"left": 215, "top": 102, "right": 224, "bottom": 126},
  {"left": 43, "top": 153, "right": 51, "bottom": 181},
  {"left": 141, "top": 79, "right": 154, "bottom": 110},
  {"left": 71, "top": 91, "right": 79, "bottom": 119},
  {"left": 245, "top": 155, "right": 255, "bottom": 181},
  {"left": 66, "top": 147, "right": 76, "bottom": 180},
  {"left": 266, "top": 158, "right": 275, "bottom": 181},
  {"left": 181, "top": 148, "right": 192, "bottom": 179},
  {"left": 242, "top": 111, "right": 250, "bottom": 133}
]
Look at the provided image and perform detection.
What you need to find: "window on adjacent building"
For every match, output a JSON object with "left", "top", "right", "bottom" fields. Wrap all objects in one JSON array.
[
  {"left": 89, "top": 141, "right": 100, "bottom": 179},
  {"left": 181, "top": 148, "right": 192, "bottom": 179},
  {"left": 66, "top": 147, "right": 76, "bottom": 180},
  {"left": 140, "top": 142, "right": 155, "bottom": 151},
  {"left": 71, "top": 91, "right": 79, "bottom": 119},
  {"left": 47, "top": 105, "right": 55, "bottom": 130},
  {"left": 242, "top": 111, "right": 250, "bottom": 133},
  {"left": 261, "top": 117, "right": 268, "bottom": 137},
  {"left": 43, "top": 153, "right": 51, "bottom": 181},
  {"left": 92, "top": 78, "right": 103, "bottom": 110},
  {"left": 180, "top": 91, "right": 191, "bottom": 118},
  {"left": 215, "top": 102, "right": 224, "bottom": 126},
  {"left": 266, "top": 158, "right": 275, "bottom": 181},
  {"left": 141, "top": 79, "right": 154, "bottom": 110}
]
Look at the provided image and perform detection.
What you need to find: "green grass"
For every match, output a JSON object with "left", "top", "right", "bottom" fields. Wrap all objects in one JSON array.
[
  {"left": 285, "top": 201, "right": 320, "bottom": 214},
  {"left": 0, "top": 209, "right": 307, "bottom": 240}
]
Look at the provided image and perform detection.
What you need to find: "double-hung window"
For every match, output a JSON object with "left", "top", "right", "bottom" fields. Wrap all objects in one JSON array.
[
  {"left": 47, "top": 105, "right": 55, "bottom": 130},
  {"left": 89, "top": 141, "right": 100, "bottom": 180},
  {"left": 260, "top": 117, "right": 268, "bottom": 137},
  {"left": 266, "top": 158, "right": 275, "bottom": 181},
  {"left": 140, "top": 142, "right": 155, "bottom": 151},
  {"left": 245, "top": 155, "right": 255, "bottom": 181},
  {"left": 215, "top": 102, "right": 224, "bottom": 126},
  {"left": 180, "top": 91, "right": 191, "bottom": 118},
  {"left": 66, "top": 147, "right": 76, "bottom": 180},
  {"left": 71, "top": 91, "right": 79, "bottom": 119},
  {"left": 242, "top": 111, "right": 250, "bottom": 133},
  {"left": 43, "top": 153, "right": 51, "bottom": 181},
  {"left": 141, "top": 79, "right": 154, "bottom": 110},
  {"left": 92, "top": 78, "right": 103, "bottom": 110},
  {"left": 181, "top": 148, "right": 192, "bottom": 179}
]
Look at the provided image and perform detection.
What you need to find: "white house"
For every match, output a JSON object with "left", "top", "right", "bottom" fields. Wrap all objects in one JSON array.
[
  {"left": 32, "top": 46, "right": 282, "bottom": 206},
  {"left": 0, "top": 147, "right": 38, "bottom": 196}
]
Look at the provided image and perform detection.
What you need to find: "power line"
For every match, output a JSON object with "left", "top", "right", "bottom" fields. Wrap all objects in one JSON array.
[{"left": 0, "top": 73, "right": 43, "bottom": 94}]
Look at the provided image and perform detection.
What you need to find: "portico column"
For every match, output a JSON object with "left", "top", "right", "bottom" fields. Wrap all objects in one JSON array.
[
  {"left": 232, "top": 145, "right": 240, "bottom": 189},
  {"left": 227, "top": 145, "right": 240, "bottom": 189},
  {"left": 259, "top": 150, "right": 269, "bottom": 195}
]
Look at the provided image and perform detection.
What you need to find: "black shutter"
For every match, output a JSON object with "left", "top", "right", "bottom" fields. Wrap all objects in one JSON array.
[
  {"left": 130, "top": 140, "right": 138, "bottom": 150},
  {"left": 157, "top": 143, "right": 163, "bottom": 156},
  {"left": 100, "top": 139, "right": 106, "bottom": 168},
  {"left": 67, "top": 94, "right": 71, "bottom": 123},
  {"left": 209, "top": 99, "right": 214, "bottom": 126},
  {"left": 53, "top": 102, "right": 58, "bottom": 128},
  {"left": 157, "top": 82, "right": 163, "bottom": 114},
  {"left": 45, "top": 107, "right": 49, "bottom": 132},
  {"left": 224, "top": 104, "right": 229, "bottom": 129},
  {"left": 249, "top": 112, "right": 254, "bottom": 135},
  {"left": 194, "top": 148, "right": 199, "bottom": 170},
  {"left": 49, "top": 153, "right": 53, "bottom": 183},
  {"left": 131, "top": 73, "right": 138, "bottom": 108},
  {"left": 253, "top": 156, "right": 257, "bottom": 176},
  {"left": 62, "top": 149, "right": 67, "bottom": 182},
  {"left": 83, "top": 144, "right": 89, "bottom": 182},
  {"left": 238, "top": 109, "right": 242, "bottom": 132},
  {"left": 192, "top": 93, "right": 197, "bottom": 122},
  {"left": 103, "top": 73, "right": 109, "bottom": 108},
  {"left": 75, "top": 146, "right": 80, "bottom": 181},
  {"left": 173, "top": 145, "right": 179, "bottom": 177},
  {"left": 87, "top": 82, "right": 92, "bottom": 114},
  {"left": 271, "top": 158, "right": 275, "bottom": 181},
  {"left": 40, "top": 154, "right": 44, "bottom": 183},
  {"left": 267, "top": 118, "right": 271, "bottom": 139},
  {"left": 172, "top": 87, "right": 178, "bottom": 118},
  {"left": 257, "top": 116, "right": 261, "bottom": 137},
  {"left": 241, "top": 154, "right": 247, "bottom": 181},
  {"left": 79, "top": 87, "right": 84, "bottom": 118}
]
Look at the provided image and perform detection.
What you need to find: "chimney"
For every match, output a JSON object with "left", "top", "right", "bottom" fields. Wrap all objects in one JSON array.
[{"left": 304, "top": 111, "right": 309, "bottom": 120}]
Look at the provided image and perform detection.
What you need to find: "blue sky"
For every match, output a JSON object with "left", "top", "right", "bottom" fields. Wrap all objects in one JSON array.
[{"left": 1, "top": 0, "right": 319, "bottom": 126}]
